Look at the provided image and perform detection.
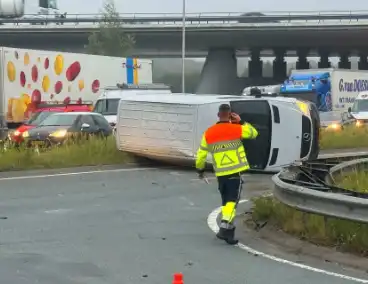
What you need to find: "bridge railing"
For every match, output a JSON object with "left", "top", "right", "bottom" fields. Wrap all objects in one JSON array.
[{"left": 4, "top": 10, "right": 368, "bottom": 26}]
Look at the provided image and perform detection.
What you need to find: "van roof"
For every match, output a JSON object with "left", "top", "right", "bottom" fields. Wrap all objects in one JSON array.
[
  {"left": 98, "top": 89, "right": 172, "bottom": 99},
  {"left": 120, "top": 93, "right": 300, "bottom": 105}
]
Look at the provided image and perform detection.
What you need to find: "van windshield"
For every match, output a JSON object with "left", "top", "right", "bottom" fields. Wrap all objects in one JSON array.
[
  {"left": 230, "top": 100, "right": 271, "bottom": 170},
  {"left": 351, "top": 99, "right": 368, "bottom": 112},
  {"left": 94, "top": 99, "right": 120, "bottom": 115},
  {"left": 27, "top": 111, "right": 58, "bottom": 126}
]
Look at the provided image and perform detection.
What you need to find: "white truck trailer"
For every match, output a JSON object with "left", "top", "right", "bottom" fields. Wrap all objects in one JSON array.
[
  {"left": 0, "top": 0, "right": 63, "bottom": 18},
  {"left": 0, "top": 47, "right": 153, "bottom": 128}
]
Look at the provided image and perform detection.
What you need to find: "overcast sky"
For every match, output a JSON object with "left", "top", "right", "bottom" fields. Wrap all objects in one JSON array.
[{"left": 59, "top": 0, "right": 367, "bottom": 14}]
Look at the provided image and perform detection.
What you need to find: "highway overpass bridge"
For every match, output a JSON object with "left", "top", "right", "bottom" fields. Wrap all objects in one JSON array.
[{"left": 3, "top": 12, "right": 368, "bottom": 94}]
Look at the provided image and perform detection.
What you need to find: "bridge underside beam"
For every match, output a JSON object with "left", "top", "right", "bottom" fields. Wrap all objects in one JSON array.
[{"left": 0, "top": 30, "right": 366, "bottom": 58}]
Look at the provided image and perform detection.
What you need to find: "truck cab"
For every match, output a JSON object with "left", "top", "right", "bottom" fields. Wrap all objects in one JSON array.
[
  {"left": 93, "top": 83, "right": 172, "bottom": 127},
  {"left": 280, "top": 72, "right": 332, "bottom": 112}
]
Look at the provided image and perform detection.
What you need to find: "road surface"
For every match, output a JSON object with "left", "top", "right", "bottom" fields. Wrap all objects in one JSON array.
[{"left": 0, "top": 165, "right": 367, "bottom": 284}]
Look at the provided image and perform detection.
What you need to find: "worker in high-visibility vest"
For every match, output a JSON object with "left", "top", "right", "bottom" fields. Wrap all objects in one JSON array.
[{"left": 195, "top": 104, "right": 258, "bottom": 245}]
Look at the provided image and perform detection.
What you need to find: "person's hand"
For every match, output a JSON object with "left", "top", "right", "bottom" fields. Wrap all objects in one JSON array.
[
  {"left": 197, "top": 169, "right": 205, "bottom": 179},
  {"left": 230, "top": 112, "right": 241, "bottom": 123}
]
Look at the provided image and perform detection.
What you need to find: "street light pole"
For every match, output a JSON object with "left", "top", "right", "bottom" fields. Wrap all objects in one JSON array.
[{"left": 181, "top": 0, "right": 186, "bottom": 93}]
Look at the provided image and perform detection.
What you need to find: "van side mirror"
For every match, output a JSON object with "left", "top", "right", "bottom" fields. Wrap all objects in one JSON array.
[
  {"left": 81, "top": 123, "right": 90, "bottom": 129},
  {"left": 348, "top": 107, "right": 351, "bottom": 113}
]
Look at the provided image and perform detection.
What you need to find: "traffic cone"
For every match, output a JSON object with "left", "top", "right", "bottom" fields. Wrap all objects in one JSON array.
[{"left": 172, "top": 273, "right": 183, "bottom": 284}]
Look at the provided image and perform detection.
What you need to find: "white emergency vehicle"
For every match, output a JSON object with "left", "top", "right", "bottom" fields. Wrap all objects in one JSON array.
[
  {"left": 115, "top": 93, "right": 320, "bottom": 173},
  {"left": 93, "top": 83, "right": 172, "bottom": 127},
  {"left": 347, "top": 91, "right": 368, "bottom": 126}
]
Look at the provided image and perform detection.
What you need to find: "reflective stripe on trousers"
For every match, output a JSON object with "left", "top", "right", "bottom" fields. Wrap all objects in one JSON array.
[{"left": 220, "top": 175, "right": 244, "bottom": 227}]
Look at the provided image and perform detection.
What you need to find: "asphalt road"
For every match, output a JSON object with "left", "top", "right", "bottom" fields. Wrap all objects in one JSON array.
[{"left": 0, "top": 166, "right": 367, "bottom": 284}]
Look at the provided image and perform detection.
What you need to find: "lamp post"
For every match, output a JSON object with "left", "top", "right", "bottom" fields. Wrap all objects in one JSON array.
[{"left": 181, "top": 0, "right": 186, "bottom": 93}]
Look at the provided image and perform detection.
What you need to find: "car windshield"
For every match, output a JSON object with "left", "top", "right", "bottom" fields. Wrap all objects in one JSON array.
[
  {"left": 93, "top": 99, "right": 120, "bottom": 115},
  {"left": 38, "top": 114, "right": 78, "bottom": 126},
  {"left": 351, "top": 99, "right": 368, "bottom": 112},
  {"left": 26, "top": 111, "right": 58, "bottom": 126}
]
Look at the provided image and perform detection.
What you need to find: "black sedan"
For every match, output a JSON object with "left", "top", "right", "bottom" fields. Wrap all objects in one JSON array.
[{"left": 22, "top": 112, "right": 113, "bottom": 147}]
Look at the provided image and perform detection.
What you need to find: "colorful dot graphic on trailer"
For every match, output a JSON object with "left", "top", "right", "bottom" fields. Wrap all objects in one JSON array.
[{"left": 5, "top": 50, "right": 101, "bottom": 123}]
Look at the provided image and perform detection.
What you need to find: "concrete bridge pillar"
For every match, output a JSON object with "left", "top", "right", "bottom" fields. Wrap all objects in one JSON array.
[
  {"left": 248, "top": 48, "right": 263, "bottom": 79},
  {"left": 196, "top": 48, "right": 239, "bottom": 95},
  {"left": 358, "top": 53, "right": 368, "bottom": 70},
  {"left": 318, "top": 49, "right": 331, "bottom": 68},
  {"left": 296, "top": 48, "right": 310, "bottom": 69},
  {"left": 338, "top": 51, "right": 351, "bottom": 69},
  {"left": 273, "top": 48, "right": 287, "bottom": 82}
]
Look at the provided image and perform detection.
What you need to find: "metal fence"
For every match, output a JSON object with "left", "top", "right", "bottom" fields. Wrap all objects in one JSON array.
[{"left": 272, "top": 155, "right": 368, "bottom": 224}]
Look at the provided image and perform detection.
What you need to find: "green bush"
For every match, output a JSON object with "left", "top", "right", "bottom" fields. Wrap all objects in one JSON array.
[{"left": 0, "top": 136, "right": 133, "bottom": 171}]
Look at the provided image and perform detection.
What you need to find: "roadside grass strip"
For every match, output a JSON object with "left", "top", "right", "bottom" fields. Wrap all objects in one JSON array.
[
  {"left": 320, "top": 125, "right": 368, "bottom": 150},
  {"left": 0, "top": 136, "right": 134, "bottom": 171},
  {"left": 251, "top": 170, "right": 368, "bottom": 257},
  {"left": 0, "top": 124, "right": 367, "bottom": 171}
]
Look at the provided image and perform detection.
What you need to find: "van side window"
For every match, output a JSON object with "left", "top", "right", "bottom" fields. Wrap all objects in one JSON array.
[
  {"left": 272, "top": 105, "right": 280, "bottom": 123},
  {"left": 93, "top": 115, "right": 111, "bottom": 129},
  {"left": 94, "top": 100, "right": 104, "bottom": 113},
  {"left": 78, "top": 115, "right": 96, "bottom": 128}
]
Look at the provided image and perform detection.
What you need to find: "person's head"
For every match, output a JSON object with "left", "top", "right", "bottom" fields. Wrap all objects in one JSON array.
[{"left": 218, "top": 104, "right": 231, "bottom": 121}]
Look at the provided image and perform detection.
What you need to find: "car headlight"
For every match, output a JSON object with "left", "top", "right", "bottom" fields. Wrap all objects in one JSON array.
[
  {"left": 49, "top": 129, "right": 67, "bottom": 138},
  {"left": 296, "top": 101, "right": 310, "bottom": 117},
  {"left": 356, "top": 120, "right": 363, "bottom": 127},
  {"left": 327, "top": 123, "right": 341, "bottom": 130},
  {"left": 22, "top": 131, "right": 29, "bottom": 138},
  {"left": 13, "top": 130, "right": 20, "bottom": 136}
]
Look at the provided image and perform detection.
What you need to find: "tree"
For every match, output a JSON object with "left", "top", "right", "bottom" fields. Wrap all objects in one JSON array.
[{"left": 86, "top": 0, "right": 135, "bottom": 57}]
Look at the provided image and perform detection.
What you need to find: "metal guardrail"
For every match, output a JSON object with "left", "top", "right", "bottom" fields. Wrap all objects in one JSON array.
[
  {"left": 272, "top": 154, "right": 368, "bottom": 224},
  {"left": 5, "top": 11, "right": 368, "bottom": 26}
]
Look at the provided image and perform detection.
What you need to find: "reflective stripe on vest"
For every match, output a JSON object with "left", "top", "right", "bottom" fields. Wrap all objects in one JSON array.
[{"left": 207, "top": 139, "right": 248, "bottom": 173}]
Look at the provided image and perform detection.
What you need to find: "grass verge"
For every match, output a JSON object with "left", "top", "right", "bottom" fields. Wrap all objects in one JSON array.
[
  {"left": 251, "top": 171, "right": 368, "bottom": 257},
  {"left": 320, "top": 125, "right": 368, "bottom": 150},
  {"left": 0, "top": 136, "right": 134, "bottom": 171}
]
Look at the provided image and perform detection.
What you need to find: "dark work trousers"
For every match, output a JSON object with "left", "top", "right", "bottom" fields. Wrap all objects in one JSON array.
[{"left": 217, "top": 172, "right": 243, "bottom": 210}]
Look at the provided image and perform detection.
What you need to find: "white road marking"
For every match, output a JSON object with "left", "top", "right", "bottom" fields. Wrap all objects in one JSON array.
[
  {"left": 207, "top": 200, "right": 368, "bottom": 283},
  {"left": 0, "top": 167, "right": 155, "bottom": 181},
  {"left": 180, "top": 196, "right": 195, "bottom": 206},
  {"left": 44, "top": 209, "right": 72, "bottom": 214}
]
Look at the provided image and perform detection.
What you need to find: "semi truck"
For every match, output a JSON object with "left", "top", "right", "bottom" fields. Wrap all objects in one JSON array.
[
  {"left": 280, "top": 68, "right": 368, "bottom": 113},
  {"left": 0, "top": 0, "right": 63, "bottom": 18},
  {"left": 0, "top": 47, "right": 153, "bottom": 129}
]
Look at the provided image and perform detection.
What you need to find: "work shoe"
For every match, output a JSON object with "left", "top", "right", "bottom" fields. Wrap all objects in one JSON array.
[
  {"left": 216, "top": 227, "right": 228, "bottom": 240},
  {"left": 224, "top": 227, "right": 238, "bottom": 245}
]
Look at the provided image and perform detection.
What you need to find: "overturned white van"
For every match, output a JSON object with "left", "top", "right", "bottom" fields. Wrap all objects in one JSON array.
[{"left": 115, "top": 93, "right": 320, "bottom": 172}]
